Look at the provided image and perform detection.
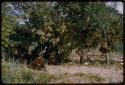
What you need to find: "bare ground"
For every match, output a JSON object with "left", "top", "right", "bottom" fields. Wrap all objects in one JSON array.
[
  {"left": 46, "top": 64, "right": 123, "bottom": 83},
  {"left": 45, "top": 52, "right": 123, "bottom": 83}
]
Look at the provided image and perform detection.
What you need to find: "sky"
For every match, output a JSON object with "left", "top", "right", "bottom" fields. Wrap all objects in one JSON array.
[
  {"left": 11, "top": 2, "right": 122, "bottom": 24},
  {"left": 105, "top": 1, "right": 123, "bottom": 14},
  {"left": 7, "top": 2, "right": 123, "bottom": 15},
  {"left": 116, "top": 2, "right": 123, "bottom": 14}
]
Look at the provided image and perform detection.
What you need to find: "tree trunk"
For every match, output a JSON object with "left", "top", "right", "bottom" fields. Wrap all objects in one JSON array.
[
  {"left": 106, "top": 53, "right": 109, "bottom": 64},
  {"left": 80, "top": 55, "right": 83, "bottom": 64}
]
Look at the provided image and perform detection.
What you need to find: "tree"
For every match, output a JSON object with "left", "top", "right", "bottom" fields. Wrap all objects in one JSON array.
[{"left": 2, "top": 2, "right": 123, "bottom": 64}]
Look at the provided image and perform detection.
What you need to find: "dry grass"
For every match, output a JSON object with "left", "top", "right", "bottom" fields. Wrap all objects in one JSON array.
[
  {"left": 2, "top": 60, "right": 55, "bottom": 84},
  {"left": 74, "top": 73, "right": 105, "bottom": 83},
  {"left": 2, "top": 60, "right": 106, "bottom": 84},
  {"left": 50, "top": 72, "right": 105, "bottom": 83},
  {"left": 2, "top": 50, "right": 123, "bottom": 84}
]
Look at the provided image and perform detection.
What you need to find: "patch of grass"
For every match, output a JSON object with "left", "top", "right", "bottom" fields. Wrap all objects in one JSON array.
[
  {"left": 49, "top": 72, "right": 74, "bottom": 83},
  {"left": 74, "top": 73, "right": 105, "bottom": 83},
  {"left": 112, "top": 61, "right": 123, "bottom": 69},
  {"left": 34, "top": 71, "right": 56, "bottom": 83},
  {"left": 79, "top": 60, "right": 105, "bottom": 67},
  {"left": 64, "top": 72, "right": 70, "bottom": 76},
  {"left": 87, "top": 73, "right": 105, "bottom": 83},
  {"left": 74, "top": 73, "right": 86, "bottom": 77},
  {"left": 2, "top": 60, "right": 56, "bottom": 84},
  {"left": 81, "top": 59, "right": 123, "bottom": 70},
  {"left": 65, "top": 62, "right": 75, "bottom": 66}
]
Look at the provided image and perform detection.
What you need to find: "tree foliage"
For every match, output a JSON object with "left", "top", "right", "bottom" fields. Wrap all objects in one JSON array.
[{"left": 2, "top": 2, "right": 123, "bottom": 62}]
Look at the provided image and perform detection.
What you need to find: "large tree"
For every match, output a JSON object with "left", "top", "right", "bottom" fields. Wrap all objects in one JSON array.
[{"left": 2, "top": 1, "right": 123, "bottom": 64}]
